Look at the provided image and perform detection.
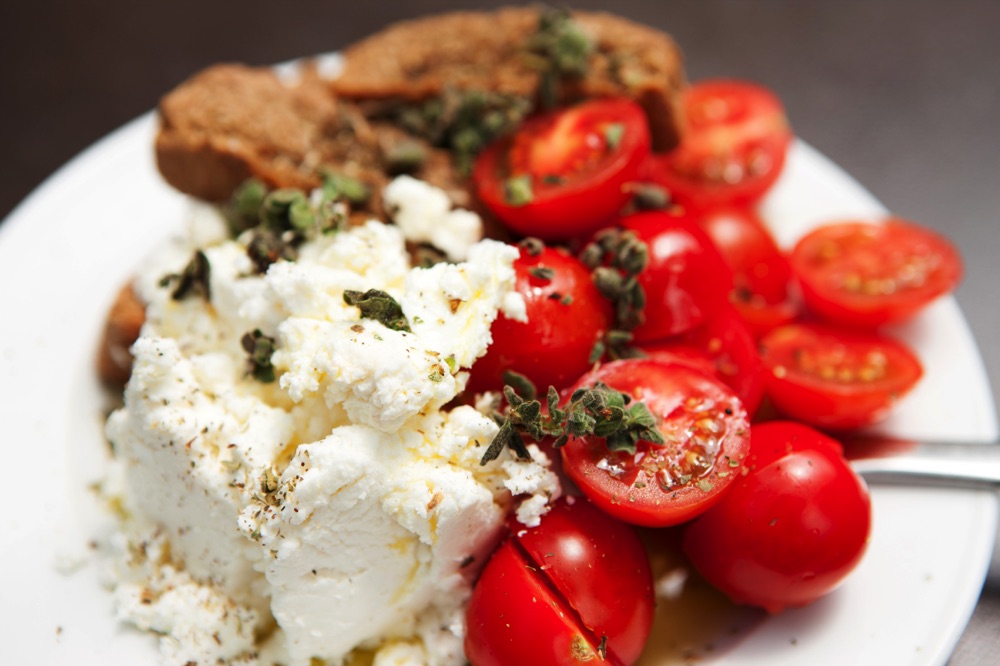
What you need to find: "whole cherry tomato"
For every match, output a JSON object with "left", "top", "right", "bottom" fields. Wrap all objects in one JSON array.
[
  {"left": 560, "top": 359, "right": 751, "bottom": 527},
  {"left": 646, "top": 79, "right": 792, "bottom": 209},
  {"left": 758, "top": 323, "right": 923, "bottom": 429},
  {"left": 474, "top": 98, "right": 651, "bottom": 241},
  {"left": 683, "top": 421, "right": 871, "bottom": 613},
  {"left": 465, "top": 497, "right": 654, "bottom": 666},
  {"left": 789, "top": 218, "right": 963, "bottom": 328},
  {"left": 467, "top": 243, "right": 611, "bottom": 394},
  {"left": 620, "top": 209, "right": 733, "bottom": 342}
]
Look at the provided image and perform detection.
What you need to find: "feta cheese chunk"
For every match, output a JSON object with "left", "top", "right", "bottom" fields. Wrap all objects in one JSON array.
[{"left": 105, "top": 188, "right": 558, "bottom": 666}]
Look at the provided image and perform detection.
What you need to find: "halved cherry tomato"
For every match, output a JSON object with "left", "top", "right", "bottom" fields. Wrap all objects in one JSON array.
[
  {"left": 641, "top": 305, "right": 766, "bottom": 416},
  {"left": 759, "top": 323, "right": 923, "bottom": 429},
  {"left": 683, "top": 421, "right": 871, "bottom": 613},
  {"left": 789, "top": 218, "right": 963, "bottom": 328},
  {"left": 694, "top": 205, "right": 800, "bottom": 337},
  {"left": 620, "top": 209, "right": 733, "bottom": 342},
  {"left": 560, "top": 359, "right": 750, "bottom": 527},
  {"left": 467, "top": 244, "right": 611, "bottom": 394},
  {"left": 696, "top": 205, "right": 792, "bottom": 305},
  {"left": 474, "top": 98, "right": 651, "bottom": 241},
  {"left": 465, "top": 498, "right": 654, "bottom": 666},
  {"left": 646, "top": 80, "right": 792, "bottom": 209}
]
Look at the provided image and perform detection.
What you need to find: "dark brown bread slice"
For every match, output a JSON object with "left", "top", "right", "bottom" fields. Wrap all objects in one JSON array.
[
  {"left": 155, "top": 63, "right": 465, "bottom": 216},
  {"left": 156, "top": 64, "right": 342, "bottom": 201},
  {"left": 96, "top": 282, "right": 145, "bottom": 387},
  {"left": 332, "top": 8, "right": 686, "bottom": 150}
]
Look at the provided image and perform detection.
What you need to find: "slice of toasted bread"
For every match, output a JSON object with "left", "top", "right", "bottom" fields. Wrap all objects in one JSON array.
[{"left": 332, "top": 8, "right": 686, "bottom": 150}]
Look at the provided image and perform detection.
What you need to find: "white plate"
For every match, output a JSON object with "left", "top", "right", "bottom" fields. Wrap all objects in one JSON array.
[{"left": 0, "top": 112, "right": 996, "bottom": 666}]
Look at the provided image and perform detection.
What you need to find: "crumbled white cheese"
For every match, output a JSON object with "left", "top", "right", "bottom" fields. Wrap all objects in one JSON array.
[
  {"left": 384, "top": 175, "right": 483, "bottom": 261},
  {"left": 106, "top": 188, "right": 558, "bottom": 666}
]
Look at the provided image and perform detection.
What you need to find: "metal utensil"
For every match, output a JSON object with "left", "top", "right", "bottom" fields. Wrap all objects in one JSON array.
[{"left": 848, "top": 438, "right": 1000, "bottom": 490}]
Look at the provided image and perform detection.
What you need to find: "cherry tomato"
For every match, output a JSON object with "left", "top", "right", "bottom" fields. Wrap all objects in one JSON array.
[
  {"left": 467, "top": 244, "right": 611, "bottom": 394},
  {"left": 560, "top": 359, "right": 750, "bottom": 527},
  {"left": 696, "top": 205, "right": 793, "bottom": 305},
  {"left": 789, "top": 218, "right": 963, "bottom": 328},
  {"left": 641, "top": 305, "right": 766, "bottom": 416},
  {"left": 620, "top": 209, "right": 733, "bottom": 342},
  {"left": 759, "top": 323, "right": 923, "bottom": 429},
  {"left": 646, "top": 80, "right": 792, "bottom": 209},
  {"left": 693, "top": 205, "right": 800, "bottom": 337},
  {"left": 474, "top": 98, "right": 651, "bottom": 241},
  {"left": 683, "top": 421, "right": 871, "bottom": 613},
  {"left": 465, "top": 498, "right": 654, "bottom": 666}
]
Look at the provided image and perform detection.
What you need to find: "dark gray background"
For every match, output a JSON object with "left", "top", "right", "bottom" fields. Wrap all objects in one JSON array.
[{"left": 2, "top": 1, "right": 998, "bottom": 663}]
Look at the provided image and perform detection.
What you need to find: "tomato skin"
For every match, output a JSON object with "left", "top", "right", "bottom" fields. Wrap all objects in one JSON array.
[
  {"left": 621, "top": 209, "right": 734, "bottom": 342},
  {"left": 560, "top": 359, "right": 751, "bottom": 528},
  {"left": 759, "top": 323, "right": 924, "bottom": 429},
  {"left": 467, "top": 245, "right": 611, "bottom": 394},
  {"left": 473, "top": 99, "right": 651, "bottom": 241},
  {"left": 641, "top": 304, "right": 766, "bottom": 416},
  {"left": 465, "top": 498, "right": 654, "bottom": 666},
  {"left": 647, "top": 80, "right": 792, "bottom": 209},
  {"left": 789, "top": 218, "right": 963, "bottom": 328},
  {"left": 696, "top": 205, "right": 792, "bottom": 305},
  {"left": 683, "top": 421, "right": 871, "bottom": 613}
]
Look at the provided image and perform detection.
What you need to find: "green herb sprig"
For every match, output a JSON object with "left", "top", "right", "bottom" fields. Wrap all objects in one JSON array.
[
  {"left": 479, "top": 376, "right": 665, "bottom": 465},
  {"left": 241, "top": 329, "right": 277, "bottom": 383},
  {"left": 527, "top": 6, "right": 593, "bottom": 108},
  {"left": 580, "top": 228, "right": 650, "bottom": 360},
  {"left": 159, "top": 250, "right": 211, "bottom": 301},
  {"left": 343, "top": 289, "right": 412, "bottom": 332}
]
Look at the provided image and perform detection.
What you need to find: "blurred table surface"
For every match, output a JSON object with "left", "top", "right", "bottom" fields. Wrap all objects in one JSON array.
[{"left": 2, "top": 0, "right": 998, "bottom": 663}]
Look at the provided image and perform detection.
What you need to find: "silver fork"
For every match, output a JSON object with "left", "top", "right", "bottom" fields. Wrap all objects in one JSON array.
[{"left": 848, "top": 439, "right": 1000, "bottom": 490}]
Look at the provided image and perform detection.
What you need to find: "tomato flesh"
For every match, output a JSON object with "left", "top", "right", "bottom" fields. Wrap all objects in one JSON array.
[
  {"left": 759, "top": 323, "right": 923, "bottom": 429},
  {"left": 560, "top": 359, "right": 750, "bottom": 527},
  {"left": 790, "top": 218, "right": 963, "bottom": 328},
  {"left": 474, "top": 98, "right": 651, "bottom": 241},
  {"left": 683, "top": 422, "right": 871, "bottom": 613},
  {"left": 647, "top": 80, "right": 792, "bottom": 209},
  {"left": 465, "top": 498, "right": 654, "bottom": 666}
]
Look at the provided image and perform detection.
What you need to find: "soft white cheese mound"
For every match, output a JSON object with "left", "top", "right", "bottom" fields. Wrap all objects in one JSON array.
[{"left": 106, "top": 187, "right": 559, "bottom": 666}]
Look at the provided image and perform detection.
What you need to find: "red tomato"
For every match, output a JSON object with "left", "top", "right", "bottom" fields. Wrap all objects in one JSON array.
[
  {"left": 473, "top": 98, "right": 651, "bottom": 241},
  {"left": 696, "top": 205, "right": 793, "bottom": 305},
  {"left": 467, "top": 244, "right": 610, "bottom": 394},
  {"left": 789, "top": 218, "right": 963, "bottom": 328},
  {"left": 731, "top": 296, "right": 799, "bottom": 340},
  {"left": 647, "top": 80, "right": 792, "bottom": 209},
  {"left": 620, "top": 209, "right": 733, "bottom": 342},
  {"left": 759, "top": 323, "right": 923, "bottom": 429},
  {"left": 683, "top": 421, "right": 871, "bottom": 613},
  {"left": 560, "top": 359, "right": 751, "bottom": 527},
  {"left": 641, "top": 305, "right": 766, "bottom": 416},
  {"left": 465, "top": 498, "right": 654, "bottom": 666}
]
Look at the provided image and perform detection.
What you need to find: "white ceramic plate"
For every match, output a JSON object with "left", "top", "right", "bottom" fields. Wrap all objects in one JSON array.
[{"left": 0, "top": 112, "right": 996, "bottom": 665}]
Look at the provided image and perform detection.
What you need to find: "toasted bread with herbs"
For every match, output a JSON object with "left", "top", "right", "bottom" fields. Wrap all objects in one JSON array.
[
  {"left": 155, "top": 63, "right": 466, "bottom": 212},
  {"left": 332, "top": 7, "right": 686, "bottom": 151}
]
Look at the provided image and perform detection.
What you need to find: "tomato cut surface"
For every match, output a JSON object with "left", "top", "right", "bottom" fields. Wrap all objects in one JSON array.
[
  {"left": 620, "top": 209, "right": 734, "bottom": 342},
  {"left": 647, "top": 80, "right": 792, "bottom": 209},
  {"left": 683, "top": 422, "right": 871, "bottom": 613},
  {"left": 560, "top": 359, "right": 750, "bottom": 527},
  {"left": 759, "top": 323, "right": 923, "bottom": 429},
  {"left": 474, "top": 98, "right": 651, "bottom": 241},
  {"left": 467, "top": 244, "right": 610, "bottom": 394},
  {"left": 466, "top": 498, "right": 653, "bottom": 666},
  {"left": 790, "top": 218, "right": 963, "bottom": 327}
]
